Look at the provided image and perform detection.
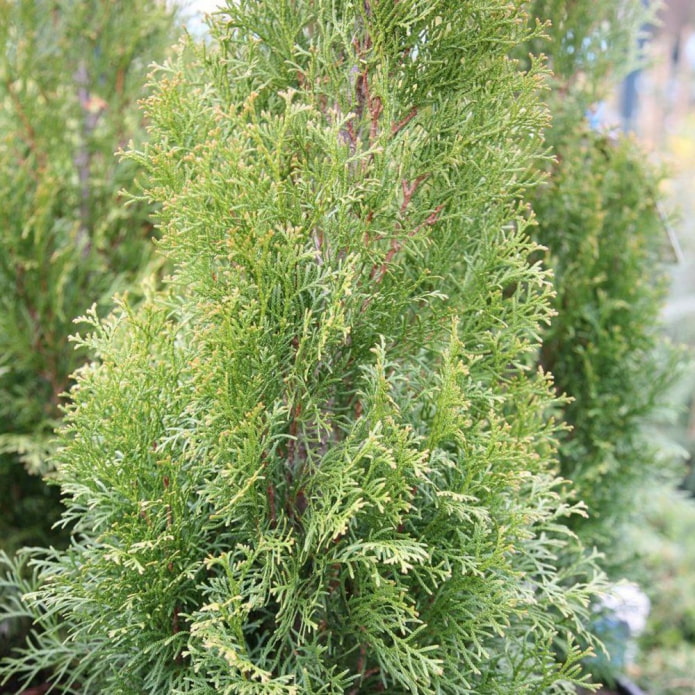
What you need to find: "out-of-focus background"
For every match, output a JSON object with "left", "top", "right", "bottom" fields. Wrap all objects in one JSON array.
[{"left": 599, "top": 1, "right": 695, "bottom": 692}]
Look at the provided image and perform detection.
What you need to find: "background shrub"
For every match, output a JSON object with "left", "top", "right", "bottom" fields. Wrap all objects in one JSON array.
[
  {"left": 0, "top": 0, "right": 178, "bottom": 668},
  {"left": 0, "top": 0, "right": 177, "bottom": 546},
  {"left": 526, "top": 0, "right": 686, "bottom": 573}
]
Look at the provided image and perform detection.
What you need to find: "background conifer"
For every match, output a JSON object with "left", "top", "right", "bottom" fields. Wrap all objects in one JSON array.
[
  {"left": 0, "top": 0, "right": 177, "bottom": 549},
  {"left": 0, "top": 0, "right": 178, "bottom": 673},
  {"left": 526, "top": 0, "right": 686, "bottom": 573}
]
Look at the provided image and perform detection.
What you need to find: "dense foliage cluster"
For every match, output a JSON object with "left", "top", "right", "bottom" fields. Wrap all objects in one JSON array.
[
  {"left": 534, "top": 124, "right": 680, "bottom": 564},
  {"left": 1, "top": 1, "right": 604, "bottom": 692}
]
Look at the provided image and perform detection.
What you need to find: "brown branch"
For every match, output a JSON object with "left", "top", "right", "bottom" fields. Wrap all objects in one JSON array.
[
  {"left": 391, "top": 106, "right": 418, "bottom": 135},
  {"left": 369, "top": 177, "right": 440, "bottom": 282},
  {"left": 401, "top": 174, "right": 429, "bottom": 212},
  {"left": 369, "top": 95, "right": 383, "bottom": 142},
  {"left": 345, "top": 118, "right": 358, "bottom": 153},
  {"left": 267, "top": 482, "right": 277, "bottom": 528},
  {"left": 352, "top": 33, "right": 372, "bottom": 119},
  {"left": 4, "top": 78, "right": 39, "bottom": 156},
  {"left": 418, "top": 203, "right": 444, "bottom": 231}
]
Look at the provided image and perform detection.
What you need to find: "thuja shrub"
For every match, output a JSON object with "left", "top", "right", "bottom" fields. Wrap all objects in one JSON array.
[
  {"left": 1, "top": 1, "right": 603, "bottom": 692},
  {"left": 526, "top": 0, "right": 684, "bottom": 570},
  {"left": 0, "top": 0, "right": 176, "bottom": 478}
]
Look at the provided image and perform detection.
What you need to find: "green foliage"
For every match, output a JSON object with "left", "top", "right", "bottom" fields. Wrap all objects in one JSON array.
[
  {"left": 633, "top": 487, "right": 695, "bottom": 694},
  {"left": 533, "top": 125, "right": 682, "bottom": 566},
  {"left": 641, "top": 488, "right": 695, "bottom": 652},
  {"left": 526, "top": 0, "right": 685, "bottom": 572},
  {"left": 0, "top": 0, "right": 177, "bottom": 545},
  {"left": 1, "top": 1, "right": 603, "bottom": 692},
  {"left": 524, "top": 0, "right": 655, "bottom": 115},
  {"left": 0, "top": 0, "right": 177, "bottom": 471}
]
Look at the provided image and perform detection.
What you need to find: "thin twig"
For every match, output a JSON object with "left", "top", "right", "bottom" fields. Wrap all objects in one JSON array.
[{"left": 391, "top": 106, "right": 418, "bottom": 135}]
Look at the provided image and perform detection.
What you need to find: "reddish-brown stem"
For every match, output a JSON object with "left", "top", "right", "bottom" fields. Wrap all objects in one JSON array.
[
  {"left": 391, "top": 106, "right": 418, "bottom": 135},
  {"left": 369, "top": 95, "right": 383, "bottom": 142},
  {"left": 418, "top": 203, "right": 444, "bottom": 231},
  {"left": 401, "top": 174, "right": 429, "bottom": 212},
  {"left": 346, "top": 118, "right": 358, "bottom": 151},
  {"left": 267, "top": 483, "right": 277, "bottom": 528},
  {"left": 370, "top": 177, "right": 439, "bottom": 282},
  {"left": 4, "top": 78, "right": 43, "bottom": 167},
  {"left": 353, "top": 32, "right": 373, "bottom": 120}
]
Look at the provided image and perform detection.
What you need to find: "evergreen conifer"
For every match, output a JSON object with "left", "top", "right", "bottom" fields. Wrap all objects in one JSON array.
[
  {"left": 1, "top": 2, "right": 603, "bottom": 692},
  {"left": 527, "top": 0, "right": 685, "bottom": 572}
]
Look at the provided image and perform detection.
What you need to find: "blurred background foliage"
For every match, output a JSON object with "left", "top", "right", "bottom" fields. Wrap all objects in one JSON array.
[
  {"left": 525, "top": 0, "right": 695, "bottom": 690},
  {"left": 637, "top": 486, "right": 695, "bottom": 694},
  {"left": 631, "top": 2, "right": 695, "bottom": 692},
  {"left": 0, "top": 0, "right": 179, "bottom": 660}
]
